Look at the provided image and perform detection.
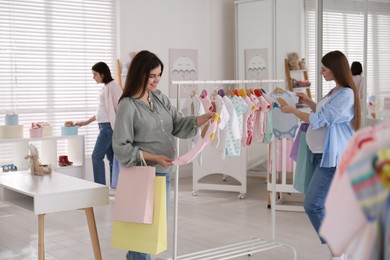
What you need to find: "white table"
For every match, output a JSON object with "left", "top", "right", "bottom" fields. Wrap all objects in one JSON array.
[{"left": 0, "top": 170, "right": 109, "bottom": 260}]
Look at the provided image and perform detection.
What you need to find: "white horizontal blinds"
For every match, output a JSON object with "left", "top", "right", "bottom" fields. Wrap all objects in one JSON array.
[
  {"left": 0, "top": 0, "right": 116, "bottom": 158},
  {"left": 305, "top": 0, "right": 390, "bottom": 101}
]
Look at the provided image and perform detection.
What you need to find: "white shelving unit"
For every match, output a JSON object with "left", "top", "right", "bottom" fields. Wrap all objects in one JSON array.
[{"left": 0, "top": 135, "right": 85, "bottom": 179}]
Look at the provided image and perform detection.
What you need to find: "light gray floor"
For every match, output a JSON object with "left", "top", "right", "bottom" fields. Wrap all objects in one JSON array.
[{"left": 0, "top": 165, "right": 332, "bottom": 260}]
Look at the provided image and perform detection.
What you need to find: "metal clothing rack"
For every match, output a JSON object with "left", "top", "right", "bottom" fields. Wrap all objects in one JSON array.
[{"left": 169, "top": 79, "right": 297, "bottom": 260}]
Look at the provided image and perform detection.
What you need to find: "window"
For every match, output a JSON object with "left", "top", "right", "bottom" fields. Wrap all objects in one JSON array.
[
  {"left": 305, "top": 0, "right": 390, "bottom": 109},
  {"left": 0, "top": 0, "right": 117, "bottom": 158}
]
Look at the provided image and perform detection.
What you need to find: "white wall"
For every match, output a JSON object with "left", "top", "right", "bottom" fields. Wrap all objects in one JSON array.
[
  {"left": 117, "top": 0, "right": 235, "bottom": 94},
  {"left": 117, "top": 0, "right": 303, "bottom": 91},
  {"left": 98, "top": 0, "right": 304, "bottom": 181},
  {"left": 276, "top": 0, "right": 305, "bottom": 81}
]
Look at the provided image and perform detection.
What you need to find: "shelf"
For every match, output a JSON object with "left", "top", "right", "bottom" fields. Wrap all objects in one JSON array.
[
  {"left": 285, "top": 59, "right": 311, "bottom": 99},
  {"left": 0, "top": 135, "right": 82, "bottom": 143},
  {"left": 0, "top": 135, "right": 85, "bottom": 179}
]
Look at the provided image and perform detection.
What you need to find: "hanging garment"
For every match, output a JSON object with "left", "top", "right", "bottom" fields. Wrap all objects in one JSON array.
[
  {"left": 268, "top": 138, "right": 294, "bottom": 173},
  {"left": 219, "top": 95, "right": 239, "bottom": 159},
  {"left": 269, "top": 91, "right": 299, "bottom": 139},
  {"left": 172, "top": 113, "right": 220, "bottom": 166},
  {"left": 253, "top": 93, "right": 271, "bottom": 143},
  {"left": 199, "top": 89, "right": 213, "bottom": 112},
  {"left": 240, "top": 89, "right": 257, "bottom": 146},
  {"left": 292, "top": 123, "right": 314, "bottom": 193},
  {"left": 210, "top": 93, "right": 230, "bottom": 148},
  {"left": 246, "top": 93, "right": 261, "bottom": 145},
  {"left": 225, "top": 95, "right": 248, "bottom": 156},
  {"left": 263, "top": 109, "right": 273, "bottom": 144}
]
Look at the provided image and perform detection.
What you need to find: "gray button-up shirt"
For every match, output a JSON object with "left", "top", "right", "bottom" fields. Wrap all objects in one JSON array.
[{"left": 113, "top": 90, "right": 198, "bottom": 173}]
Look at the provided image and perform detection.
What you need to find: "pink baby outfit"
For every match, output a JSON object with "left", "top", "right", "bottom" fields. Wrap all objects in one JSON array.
[
  {"left": 240, "top": 89, "right": 256, "bottom": 146},
  {"left": 253, "top": 91, "right": 271, "bottom": 143},
  {"left": 199, "top": 89, "right": 213, "bottom": 112},
  {"left": 172, "top": 113, "right": 220, "bottom": 166}
]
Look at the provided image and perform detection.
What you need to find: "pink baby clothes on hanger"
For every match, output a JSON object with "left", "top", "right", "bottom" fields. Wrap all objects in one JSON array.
[
  {"left": 240, "top": 92, "right": 256, "bottom": 146},
  {"left": 255, "top": 95, "right": 271, "bottom": 142},
  {"left": 199, "top": 89, "right": 213, "bottom": 112},
  {"left": 172, "top": 113, "right": 220, "bottom": 166},
  {"left": 268, "top": 138, "right": 294, "bottom": 173},
  {"left": 245, "top": 93, "right": 260, "bottom": 146}
]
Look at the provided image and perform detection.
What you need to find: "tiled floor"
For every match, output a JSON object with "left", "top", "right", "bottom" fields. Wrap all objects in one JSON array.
[{"left": 0, "top": 165, "right": 331, "bottom": 260}]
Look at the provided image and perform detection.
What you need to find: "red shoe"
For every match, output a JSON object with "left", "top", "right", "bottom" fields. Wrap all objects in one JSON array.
[{"left": 58, "top": 155, "right": 73, "bottom": 166}]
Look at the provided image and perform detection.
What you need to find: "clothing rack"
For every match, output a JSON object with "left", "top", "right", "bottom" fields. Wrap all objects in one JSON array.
[{"left": 169, "top": 79, "right": 297, "bottom": 260}]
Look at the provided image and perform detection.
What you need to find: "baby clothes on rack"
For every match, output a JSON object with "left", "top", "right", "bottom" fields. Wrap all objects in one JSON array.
[
  {"left": 269, "top": 90, "right": 299, "bottom": 139},
  {"left": 246, "top": 91, "right": 261, "bottom": 146},
  {"left": 219, "top": 95, "right": 239, "bottom": 159},
  {"left": 200, "top": 89, "right": 213, "bottom": 112},
  {"left": 252, "top": 90, "right": 271, "bottom": 143},
  {"left": 172, "top": 113, "right": 220, "bottom": 166},
  {"left": 225, "top": 94, "right": 248, "bottom": 156},
  {"left": 240, "top": 88, "right": 257, "bottom": 146},
  {"left": 181, "top": 92, "right": 205, "bottom": 145},
  {"left": 268, "top": 138, "right": 294, "bottom": 174},
  {"left": 210, "top": 92, "right": 230, "bottom": 149}
]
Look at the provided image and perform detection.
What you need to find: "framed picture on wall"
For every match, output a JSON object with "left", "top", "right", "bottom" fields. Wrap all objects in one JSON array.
[
  {"left": 245, "top": 48, "right": 268, "bottom": 80},
  {"left": 169, "top": 49, "right": 198, "bottom": 98}
]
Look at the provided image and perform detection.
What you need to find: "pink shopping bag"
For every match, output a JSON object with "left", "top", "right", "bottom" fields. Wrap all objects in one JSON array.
[{"left": 112, "top": 153, "right": 156, "bottom": 224}]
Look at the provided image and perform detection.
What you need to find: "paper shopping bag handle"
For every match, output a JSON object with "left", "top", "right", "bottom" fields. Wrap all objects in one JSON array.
[{"left": 139, "top": 151, "right": 148, "bottom": 166}]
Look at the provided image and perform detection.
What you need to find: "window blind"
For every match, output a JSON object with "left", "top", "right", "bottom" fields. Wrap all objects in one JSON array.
[
  {"left": 0, "top": 0, "right": 117, "bottom": 160},
  {"left": 305, "top": 0, "right": 390, "bottom": 108}
]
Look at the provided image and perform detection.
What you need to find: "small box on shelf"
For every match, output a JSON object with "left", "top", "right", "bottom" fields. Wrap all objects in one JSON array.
[
  {"left": 29, "top": 128, "right": 43, "bottom": 138},
  {"left": 61, "top": 126, "right": 78, "bottom": 136},
  {"left": 0, "top": 125, "right": 24, "bottom": 139}
]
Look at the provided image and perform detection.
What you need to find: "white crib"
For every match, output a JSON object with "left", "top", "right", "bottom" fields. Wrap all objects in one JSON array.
[{"left": 192, "top": 141, "right": 267, "bottom": 199}]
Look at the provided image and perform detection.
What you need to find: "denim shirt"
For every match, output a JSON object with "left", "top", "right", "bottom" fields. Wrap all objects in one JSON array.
[{"left": 309, "top": 87, "right": 355, "bottom": 167}]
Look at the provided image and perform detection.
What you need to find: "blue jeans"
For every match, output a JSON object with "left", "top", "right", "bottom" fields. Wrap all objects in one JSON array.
[
  {"left": 92, "top": 123, "right": 113, "bottom": 186},
  {"left": 304, "top": 153, "right": 336, "bottom": 244},
  {"left": 126, "top": 173, "right": 170, "bottom": 260}
]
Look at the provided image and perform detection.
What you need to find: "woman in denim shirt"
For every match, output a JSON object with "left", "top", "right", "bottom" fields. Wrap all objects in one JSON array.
[{"left": 279, "top": 50, "right": 361, "bottom": 260}]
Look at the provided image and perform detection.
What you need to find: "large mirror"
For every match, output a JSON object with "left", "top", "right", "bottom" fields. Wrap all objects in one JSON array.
[{"left": 235, "top": 0, "right": 306, "bottom": 92}]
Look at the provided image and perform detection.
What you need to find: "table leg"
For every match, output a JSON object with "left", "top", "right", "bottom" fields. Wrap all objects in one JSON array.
[
  {"left": 38, "top": 214, "right": 45, "bottom": 260},
  {"left": 84, "top": 207, "right": 102, "bottom": 260}
]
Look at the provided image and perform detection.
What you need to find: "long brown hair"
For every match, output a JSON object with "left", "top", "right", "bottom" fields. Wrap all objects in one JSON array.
[
  {"left": 119, "top": 50, "right": 164, "bottom": 102},
  {"left": 321, "top": 50, "right": 361, "bottom": 130}
]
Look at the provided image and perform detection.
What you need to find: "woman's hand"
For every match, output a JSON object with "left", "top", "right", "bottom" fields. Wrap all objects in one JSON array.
[
  {"left": 75, "top": 116, "right": 96, "bottom": 127},
  {"left": 143, "top": 151, "right": 173, "bottom": 168},
  {"left": 196, "top": 112, "right": 215, "bottom": 126},
  {"left": 277, "top": 97, "right": 293, "bottom": 113},
  {"left": 280, "top": 104, "right": 294, "bottom": 113},
  {"left": 75, "top": 120, "right": 87, "bottom": 127},
  {"left": 296, "top": 92, "right": 311, "bottom": 104},
  {"left": 154, "top": 155, "right": 173, "bottom": 168}
]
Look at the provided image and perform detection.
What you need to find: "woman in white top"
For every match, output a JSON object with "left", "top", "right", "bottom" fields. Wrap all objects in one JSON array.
[
  {"left": 76, "top": 62, "right": 122, "bottom": 186},
  {"left": 351, "top": 61, "right": 364, "bottom": 99}
]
